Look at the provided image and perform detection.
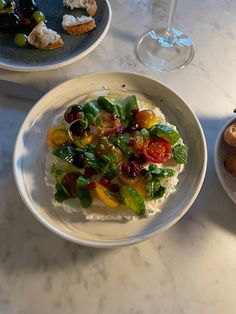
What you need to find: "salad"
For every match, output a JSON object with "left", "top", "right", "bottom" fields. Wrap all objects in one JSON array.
[{"left": 45, "top": 93, "right": 187, "bottom": 221}]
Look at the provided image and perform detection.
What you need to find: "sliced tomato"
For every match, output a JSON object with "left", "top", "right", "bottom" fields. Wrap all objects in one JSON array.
[
  {"left": 142, "top": 139, "right": 172, "bottom": 163},
  {"left": 97, "top": 112, "right": 121, "bottom": 136},
  {"left": 95, "top": 183, "right": 120, "bottom": 208},
  {"left": 47, "top": 125, "right": 72, "bottom": 149},
  {"left": 135, "top": 110, "right": 159, "bottom": 129},
  {"left": 117, "top": 165, "right": 139, "bottom": 185}
]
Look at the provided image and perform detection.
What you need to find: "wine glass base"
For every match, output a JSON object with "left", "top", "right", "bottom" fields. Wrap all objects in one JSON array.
[{"left": 136, "top": 28, "right": 195, "bottom": 72}]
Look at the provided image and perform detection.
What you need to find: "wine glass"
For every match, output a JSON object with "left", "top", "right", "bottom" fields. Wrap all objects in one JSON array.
[{"left": 136, "top": 0, "right": 195, "bottom": 72}]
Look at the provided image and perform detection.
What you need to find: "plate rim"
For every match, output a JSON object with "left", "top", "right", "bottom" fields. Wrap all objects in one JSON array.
[
  {"left": 0, "top": 0, "right": 112, "bottom": 72},
  {"left": 214, "top": 116, "right": 236, "bottom": 204},
  {"left": 13, "top": 71, "right": 208, "bottom": 247}
]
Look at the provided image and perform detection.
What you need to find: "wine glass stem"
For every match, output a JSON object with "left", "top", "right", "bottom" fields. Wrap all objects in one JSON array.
[{"left": 167, "top": 0, "right": 178, "bottom": 32}]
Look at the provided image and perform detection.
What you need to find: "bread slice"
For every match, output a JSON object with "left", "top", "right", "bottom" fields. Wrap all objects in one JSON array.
[
  {"left": 28, "top": 22, "right": 64, "bottom": 50},
  {"left": 62, "top": 14, "right": 96, "bottom": 35},
  {"left": 63, "top": 0, "right": 97, "bottom": 16}
]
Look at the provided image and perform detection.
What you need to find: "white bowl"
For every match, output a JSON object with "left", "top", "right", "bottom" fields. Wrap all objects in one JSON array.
[
  {"left": 214, "top": 116, "right": 236, "bottom": 204},
  {"left": 13, "top": 72, "right": 207, "bottom": 248}
]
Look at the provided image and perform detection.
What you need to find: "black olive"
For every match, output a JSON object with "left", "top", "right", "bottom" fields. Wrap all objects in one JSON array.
[
  {"left": 73, "top": 154, "right": 85, "bottom": 169},
  {"left": 64, "top": 105, "right": 83, "bottom": 123},
  {"left": 0, "top": 13, "right": 22, "bottom": 33},
  {"left": 19, "top": 0, "right": 38, "bottom": 17}
]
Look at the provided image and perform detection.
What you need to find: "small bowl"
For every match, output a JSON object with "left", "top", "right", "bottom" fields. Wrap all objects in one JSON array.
[
  {"left": 214, "top": 116, "right": 236, "bottom": 204},
  {"left": 13, "top": 72, "right": 207, "bottom": 248}
]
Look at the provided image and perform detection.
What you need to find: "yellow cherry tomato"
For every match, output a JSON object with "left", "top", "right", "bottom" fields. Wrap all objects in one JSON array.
[
  {"left": 96, "top": 138, "right": 124, "bottom": 164},
  {"left": 117, "top": 166, "right": 147, "bottom": 197},
  {"left": 133, "top": 177, "right": 147, "bottom": 198},
  {"left": 95, "top": 183, "right": 120, "bottom": 208},
  {"left": 135, "top": 110, "right": 159, "bottom": 129},
  {"left": 81, "top": 133, "right": 94, "bottom": 146},
  {"left": 117, "top": 165, "right": 139, "bottom": 185},
  {"left": 47, "top": 125, "right": 72, "bottom": 149}
]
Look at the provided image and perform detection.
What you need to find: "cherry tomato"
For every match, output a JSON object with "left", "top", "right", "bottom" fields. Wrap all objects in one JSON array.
[
  {"left": 96, "top": 138, "right": 124, "bottom": 164},
  {"left": 142, "top": 139, "right": 172, "bottom": 163},
  {"left": 97, "top": 112, "right": 121, "bottom": 136},
  {"left": 61, "top": 172, "right": 80, "bottom": 197},
  {"left": 135, "top": 110, "right": 159, "bottom": 129},
  {"left": 117, "top": 164, "right": 147, "bottom": 197},
  {"left": 47, "top": 125, "right": 72, "bottom": 149},
  {"left": 117, "top": 165, "right": 139, "bottom": 185},
  {"left": 95, "top": 183, "right": 120, "bottom": 208}
]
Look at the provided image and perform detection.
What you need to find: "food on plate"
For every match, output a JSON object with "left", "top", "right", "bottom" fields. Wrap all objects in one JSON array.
[
  {"left": 0, "top": 12, "right": 21, "bottom": 33},
  {"left": 1, "top": 0, "right": 98, "bottom": 50},
  {"left": 224, "top": 153, "right": 236, "bottom": 176},
  {"left": 62, "top": 14, "right": 96, "bottom": 35},
  {"left": 0, "top": 0, "right": 52, "bottom": 49},
  {"left": 63, "top": 0, "right": 97, "bottom": 17},
  {"left": 45, "top": 93, "right": 188, "bottom": 221},
  {"left": 223, "top": 121, "right": 236, "bottom": 148},
  {"left": 223, "top": 119, "right": 236, "bottom": 176},
  {"left": 14, "top": 32, "right": 27, "bottom": 47},
  {"left": 27, "top": 21, "right": 64, "bottom": 50},
  {"left": 0, "top": 0, "right": 16, "bottom": 13},
  {"left": 0, "top": 0, "right": 44, "bottom": 33}
]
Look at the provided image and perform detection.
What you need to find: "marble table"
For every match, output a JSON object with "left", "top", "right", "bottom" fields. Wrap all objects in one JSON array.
[{"left": 0, "top": 0, "right": 236, "bottom": 313}]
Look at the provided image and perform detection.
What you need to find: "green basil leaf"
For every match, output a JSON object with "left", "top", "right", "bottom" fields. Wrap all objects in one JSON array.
[
  {"left": 146, "top": 180, "right": 165, "bottom": 199},
  {"left": 53, "top": 146, "right": 77, "bottom": 163},
  {"left": 84, "top": 152, "right": 99, "bottom": 170},
  {"left": 146, "top": 164, "right": 174, "bottom": 181},
  {"left": 83, "top": 100, "right": 100, "bottom": 117},
  {"left": 172, "top": 144, "right": 188, "bottom": 164},
  {"left": 113, "top": 135, "right": 133, "bottom": 155},
  {"left": 54, "top": 183, "right": 70, "bottom": 202},
  {"left": 76, "top": 176, "right": 92, "bottom": 208}
]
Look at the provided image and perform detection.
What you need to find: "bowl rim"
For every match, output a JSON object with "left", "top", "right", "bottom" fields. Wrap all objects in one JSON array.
[{"left": 13, "top": 71, "right": 208, "bottom": 247}]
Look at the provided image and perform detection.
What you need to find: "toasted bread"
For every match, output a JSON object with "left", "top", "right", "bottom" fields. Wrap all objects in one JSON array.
[
  {"left": 62, "top": 14, "right": 96, "bottom": 35},
  {"left": 28, "top": 22, "right": 64, "bottom": 50},
  {"left": 224, "top": 122, "right": 236, "bottom": 148},
  {"left": 63, "top": 0, "right": 97, "bottom": 16}
]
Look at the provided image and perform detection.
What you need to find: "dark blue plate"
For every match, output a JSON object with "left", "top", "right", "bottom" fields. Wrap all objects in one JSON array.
[{"left": 0, "top": 0, "right": 112, "bottom": 71}]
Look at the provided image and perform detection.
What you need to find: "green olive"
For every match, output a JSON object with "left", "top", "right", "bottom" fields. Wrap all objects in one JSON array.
[
  {"left": 32, "top": 10, "right": 45, "bottom": 24},
  {"left": 0, "top": 0, "right": 6, "bottom": 10},
  {"left": 14, "top": 33, "right": 28, "bottom": 48}
]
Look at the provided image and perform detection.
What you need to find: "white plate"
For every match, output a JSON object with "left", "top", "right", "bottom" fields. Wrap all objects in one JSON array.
[
  {"left": 0, "top": 0, "right": 111, "bottom": 72},
  {"left": 13, "top": 72, "right": 207, "bottom": 247},
  {"left": 214, "top": 117, "right": 236, "bottom": 204}
]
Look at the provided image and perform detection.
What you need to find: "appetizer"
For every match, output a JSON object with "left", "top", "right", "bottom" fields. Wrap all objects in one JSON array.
[
  {"left": 62, "top": 14, "right": 96, "bottom": 35},
  {"left": 224, "top": 120, "right": 236, "bottom": 176},
  {"left": 45, "top": 94, "right": 188, "bottom": 221}
]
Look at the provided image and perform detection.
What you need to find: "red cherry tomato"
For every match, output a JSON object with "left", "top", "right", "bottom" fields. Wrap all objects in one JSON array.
[
  {"left": 142, "top": 139, "right": 172, "bottom": 163},
  {"left": 97, "top": 112, "right": 121, "bottom": 135}
]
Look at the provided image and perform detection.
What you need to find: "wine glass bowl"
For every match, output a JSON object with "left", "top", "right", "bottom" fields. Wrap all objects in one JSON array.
[{"left": 136, "top": 0, "right": 195, "bottom": 72}]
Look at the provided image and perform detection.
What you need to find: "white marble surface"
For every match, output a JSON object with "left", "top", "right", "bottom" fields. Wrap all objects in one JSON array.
[{"left": 0, "top": 0, "right": 236, "bottom": 313}]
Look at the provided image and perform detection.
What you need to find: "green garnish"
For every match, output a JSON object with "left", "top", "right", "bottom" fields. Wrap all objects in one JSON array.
[
  {"left": 54, "top": 183, "right": 70, "bottom": 202},
  {"left": 172, "top": 144, "right": 188, "bottom": 164},
  {"left": 150, "top": 124, "right": 180, "bottom": 145},
  {"left": 83, "top": 100, "right": 100, "bottom": 117},
  {"left": 76, "top": 176, "right": 92, "bottom": 208},
  {"left": 112, "top": 135, "right": 133, "bottom": 155},
  {"left": 120, "top": 185, "right": 146, "bottom": 216}
]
